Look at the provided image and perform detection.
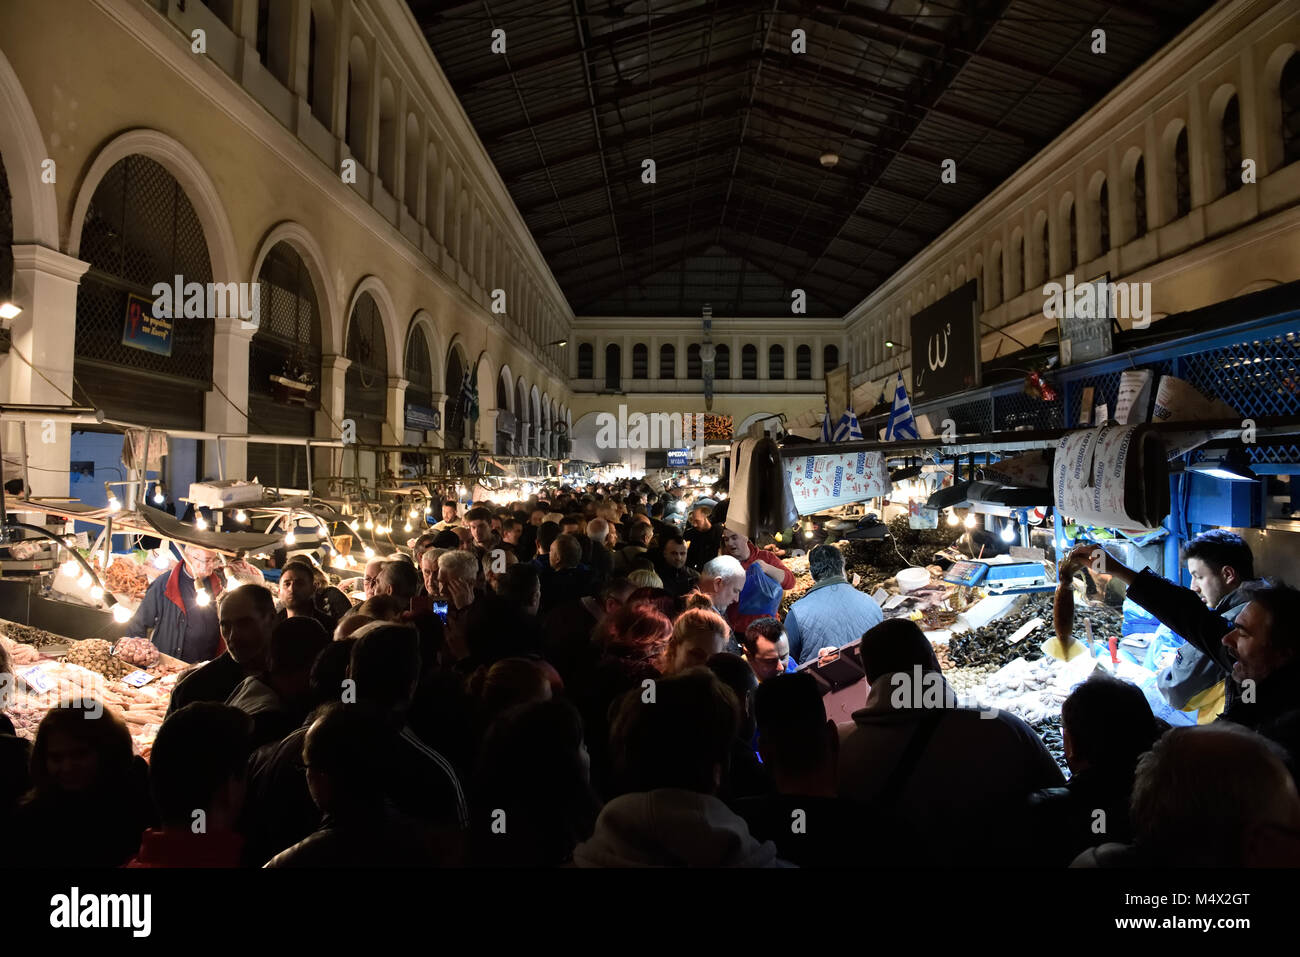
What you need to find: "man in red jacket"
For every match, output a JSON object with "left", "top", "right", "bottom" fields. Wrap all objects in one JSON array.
[{"left": 720, "top": 526, "right": 795, "bottom": 635}]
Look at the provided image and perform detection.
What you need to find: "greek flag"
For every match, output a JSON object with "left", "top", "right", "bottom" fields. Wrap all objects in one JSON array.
[
  {"left": 820, "top": 401, "right": 865, "bottom": 443},
  {"left": 885, "top": 372, "right": 920, "bottom": 441},
  {"left": 459, "top": 366, "right": 479, "bottom": 422}
]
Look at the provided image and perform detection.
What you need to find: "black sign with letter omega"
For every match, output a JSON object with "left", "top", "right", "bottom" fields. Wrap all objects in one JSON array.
[{"left": 910, "top": 280, "right": 980, "bottom": 402}]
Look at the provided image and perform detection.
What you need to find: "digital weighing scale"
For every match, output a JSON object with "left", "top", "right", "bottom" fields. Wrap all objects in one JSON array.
[{"left": 942, "top": 559, "right": 1055, "bottom": 595}]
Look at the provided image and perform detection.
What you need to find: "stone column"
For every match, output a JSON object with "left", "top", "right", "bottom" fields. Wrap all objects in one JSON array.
[
  {"left": 313, "top": 353, "right": 350, "bottom": 492},
  {"left": 384, "top": 375, "right": 409, "bottom": 477},
  {"left": 4, "top": 246, "right": 90, "bottom": 506},
  {"left": 204, "top": 321, "right": 257, "bottom": 481}
]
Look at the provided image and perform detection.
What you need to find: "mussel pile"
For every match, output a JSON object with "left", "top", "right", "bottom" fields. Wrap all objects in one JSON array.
[
  {"left": 948, "top": 597, "right": 1052, "bottom": 668},
  {"left": 1031, "top": 715, "right": 1068, "bottom": 772}
]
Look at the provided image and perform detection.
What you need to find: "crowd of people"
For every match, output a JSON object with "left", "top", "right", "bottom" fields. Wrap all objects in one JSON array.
[{"left": 2, "top": 485, "right": 1300, "bottom": 867}]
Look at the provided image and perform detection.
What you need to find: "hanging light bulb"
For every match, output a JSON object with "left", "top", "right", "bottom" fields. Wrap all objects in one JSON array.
[
  {"left": 107, "top": 495, "right": 121, "bottom": 512},
  {"left": 195, "top": 588, "right": 211, "bottom": 607},
  {"left": 152, "top": 485, "right": 164, "bottom": 505},
  {"left": 963, "top": 513, "right": 976, "bottom": 529},
  {"left": 153, "top": 551, "right": 171, "bottom": 570},
  {"left": 196, "top": 515, "right": 208, "bottom": 531},
  {"left": 363, "top": 546, "right": 375, "bottom": 559},
  {"left": 350, "top": 520, "right": 360, "bottom": 532},
  {"left": 1001, "top": 522, "right": 1016, "bottom": 543},
  {"left": 61, "top": 559, "right": 79, "bottom": 578},
  {"left": 408, "top": 508, "right": 418, "bottom": 519},
  {"left": 112, "top": 603, "right": 131, "bottom": 623},
  {"left": 345, "top": 555, "right": 357, "bottom": 567},
  {"left": 804, "top": 528, "right": 814, "bottom": 539},
  {"left": 947, "top": 510, "right": 959, "bottom": 526},
  {"left": 234, "top": 509, "right": 247, "bottom": 523},
  {"left": 78, "top": 572, "right": 93, "bottom": 589},
  {"left": 364, "top": 518, "right": 374, "bottom": 530},
  {"left": 284, "top": 531, "right": 296, "bottom": 546},
  {"left": 404, "top": 522, "right": 413, "bottom": 533},
  {"left": 90, "top": 585, "right": 104, "bottom": 601},
  {"left": 224, "top": 569, "right": 239, "bottom": 590}
]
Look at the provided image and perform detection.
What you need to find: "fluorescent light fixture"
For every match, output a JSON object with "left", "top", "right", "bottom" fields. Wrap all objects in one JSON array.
[{"left": 1187, "top": 460, "right": 1257, "bottom": 482}]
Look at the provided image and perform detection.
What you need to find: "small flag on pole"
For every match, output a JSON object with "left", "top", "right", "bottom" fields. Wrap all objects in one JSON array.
[
  {"left": 821, "top": 400, "right": 865, "bottom": 443},
  {"left": 885, "top": 372, "right": 920, "bottom": 441}
]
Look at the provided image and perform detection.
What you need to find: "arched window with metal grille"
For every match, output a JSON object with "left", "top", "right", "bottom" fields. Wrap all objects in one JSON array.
[
  {"left": 1222, "top": 94, "right": 1243, "bottom": 196},
  {"left": 249, "top": 242, "right": 322, "bottom": 489},
  {"left": 823, "top": 344, "right": 839, "bottom": 372},
  {"left": 742, "top": 344, "right": 757, "bottom": 380},
  {"left": 716, "top": 344, "right": 730, "bottom": 379},
  {"left": 687, "top": 343, "right": 702, "bottom": 379},
  {"left": 632, "top": 342, "right": 648, "bottom": 379},
  {"left": 769, "top": 344, "right": 784, "bottom": 380},
  {"left": 344, "top": 293, "right": 388, "bottom": 446},
  {"left": 74, "top": 154, "right": 215, "bottom": 429},
  {"left": 577, "top": 342, "right": 593, "bottom": 378},
  {"left": 1284, "top": 53, "right": 1300, "bottom": 167},
  {"left": 1134, "top": 157, "right": 1148, "bottom": 238}
]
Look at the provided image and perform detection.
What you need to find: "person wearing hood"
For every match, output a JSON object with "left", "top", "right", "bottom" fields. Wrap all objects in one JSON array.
[
  {"left": 719, "top": 526, "right": 795, "bottom": 636},
  {"left": 836, "top": 619, "right": 1064, "bottom": 866},
  {"left": 573, "top": 668, "right": 789, "bottom": 867}
]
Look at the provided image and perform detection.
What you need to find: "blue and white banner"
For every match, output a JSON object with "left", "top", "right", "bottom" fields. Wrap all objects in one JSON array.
[{"left": 885, "top": 372, "right": 920, "bottom": 441}]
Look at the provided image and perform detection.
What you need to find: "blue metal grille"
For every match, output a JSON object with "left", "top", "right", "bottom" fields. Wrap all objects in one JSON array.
[
  {"left": 1178, "top": 330, "right": 1300, "bottom": 465},
  {"left": 993, "top": 386, "right": 1063, "bottom": 431}
]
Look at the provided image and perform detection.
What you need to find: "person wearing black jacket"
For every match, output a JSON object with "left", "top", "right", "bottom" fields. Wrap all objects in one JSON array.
[
  {"left": 1067, "top": 544, "right": 1300, "bottom": 768},
  {"left": 1020, "top": 672, "right": 1160, "bottom": 866}
]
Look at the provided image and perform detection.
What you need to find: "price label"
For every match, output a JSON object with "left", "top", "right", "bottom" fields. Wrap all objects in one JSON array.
[
  {"left": 122, "top": 670, "right": 157, "bottom": 687},
  {"left": 19, "top": 664, "right": 53, "bottom": 694}
]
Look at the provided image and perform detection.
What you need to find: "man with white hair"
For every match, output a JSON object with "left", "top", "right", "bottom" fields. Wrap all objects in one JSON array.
[
  {"left": 697, "top": 554, "right": 747, "bottom": 654},
  {"left": 586, "top": 516, "right": 614, "bottom": 584},
  {"left": 437, "top": 549, "right": 481, "bottom": 662}
]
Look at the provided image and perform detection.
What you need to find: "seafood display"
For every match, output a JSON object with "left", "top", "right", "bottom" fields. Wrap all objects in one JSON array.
[
  {"left": 100, "top": 555, "right": 150, "bottom": 601},
  {"left": 0, "top": 619, "right": 61, "bottom": 647},
  {"left": 65, "top": 639, "right": 135, "bottom": 680}
]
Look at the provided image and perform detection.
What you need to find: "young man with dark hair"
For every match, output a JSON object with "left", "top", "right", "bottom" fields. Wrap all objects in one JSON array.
[
  {"left": 432, "top": 499, "right": 461, "bottom": 531},
  {"left": 463, "top": 506, "right": 498, "bottom": 552},
  {"left": 226, "top": 616, "right": 330, "bottom": 748},
  {"left": 654, "top": 533, "right": 699, "bottom": 597},
  {"left": 685, "top": 504, "right": 721, "bottom": 570},
  {"left": 741, "top": 617, "right": 794, "bottom": 681},
  {"left": 1152, "top": 530, "right": 1264, "bottom": 720},
  {"left": 127, "top": 703, "right": 253, "bottom": 867}
]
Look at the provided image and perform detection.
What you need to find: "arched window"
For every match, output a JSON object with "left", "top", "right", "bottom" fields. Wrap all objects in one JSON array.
[
  {"left": 769, "top": 344, "right": 785, "bottom": 379},
  {"left": 74, "top": 155, "right": 214, "bottom": 428},
  {"left": 988, "top": 247, "right": 1003, "bottom": 305},
  {"left": 405, "top": 326, "right": 433, "bottom": 412},
  {"left": 686, "top": 343, "right": 702, "bottom": 379},
  {"left": 577, "top": 343, "right": 593, "bottom": 378},
  {"left": 632, "top": 343, "right": 648, "bottom": 378},
  {"left": 345, "top": 37, "right": 368, "bottom": 160},
  {"left": 1039, "top": 216, "right": 1050, "bottom": 282},
  {"left": 248, "top": 242, "right": 321, "bottom": 488},
  {"left": 200, "top": 0, "right": 234, "bottom": 28},
  {"left": 824, "top": 344, "right": 839, "bottom": 372},
  {"left": 256, "top": 0, "right": 293, "bottom": 87},
  {"left": 307, "top": 2, "right": 335, "bottom": 128},
  {"left": 377, "top": 79, "right": 398, "bottom": 195},
  {"left": 1068, "top": 200, "right": 1078, "bottom": 270},
  {"left": 344, "top": 293, "right": 388, "bottom": 446},
  {"left": 1175, "top": 127, "right": 1191, "bottom": 218},
  {"left": 605, "top": 344, "right": 621, "bottom": 390},
  {"left": 742, "top": 344, "right": 757, "bottom": 379},
  {"left": 1098, "top": 180, "right": 1110, "bottom": 254},
  {"left": 404, "top": 115, "right": 420, "bottom": 216},
  {"left": 796, "top": 344, "right": 812, "bottom": 379},
  {"left": 1284, "top": 53, "right": 1300, "bottom": 167},
  {"left": 659, "top": 343, "right": 675, "bottom": 378},
  {"left": 716, "top": 344, "right": 730, "bottom": 379},
  {"left": 1222, "top": 94, "right": 1242, "bottom": 196},
  {"left": 1134, "top": 157, "right": 1148, "bottom": 238}
]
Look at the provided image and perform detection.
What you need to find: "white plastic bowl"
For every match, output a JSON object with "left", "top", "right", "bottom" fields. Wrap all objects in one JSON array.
[{"left": 896, "top": 567, "right": 931, "bottom": 593}]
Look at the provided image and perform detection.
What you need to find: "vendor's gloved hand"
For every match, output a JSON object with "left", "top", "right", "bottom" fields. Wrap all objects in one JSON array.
[{"left": 1061, "top": 543, "right": 1137, "bottom": 586}]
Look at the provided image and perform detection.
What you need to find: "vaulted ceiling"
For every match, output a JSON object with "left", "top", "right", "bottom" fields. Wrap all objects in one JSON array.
[{"left": 408, "top": 0, "right": 1216, "bottom": 318}]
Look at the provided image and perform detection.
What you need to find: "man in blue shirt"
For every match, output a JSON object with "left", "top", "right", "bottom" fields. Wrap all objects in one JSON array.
[{"left": 784, "top": 544, "right": 884, "bottom": 666}]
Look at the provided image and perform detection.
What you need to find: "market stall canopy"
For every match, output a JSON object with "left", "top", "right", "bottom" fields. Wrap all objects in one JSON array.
[{"left": 136, "top": 505, "right": 321, "bottom": 556}]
